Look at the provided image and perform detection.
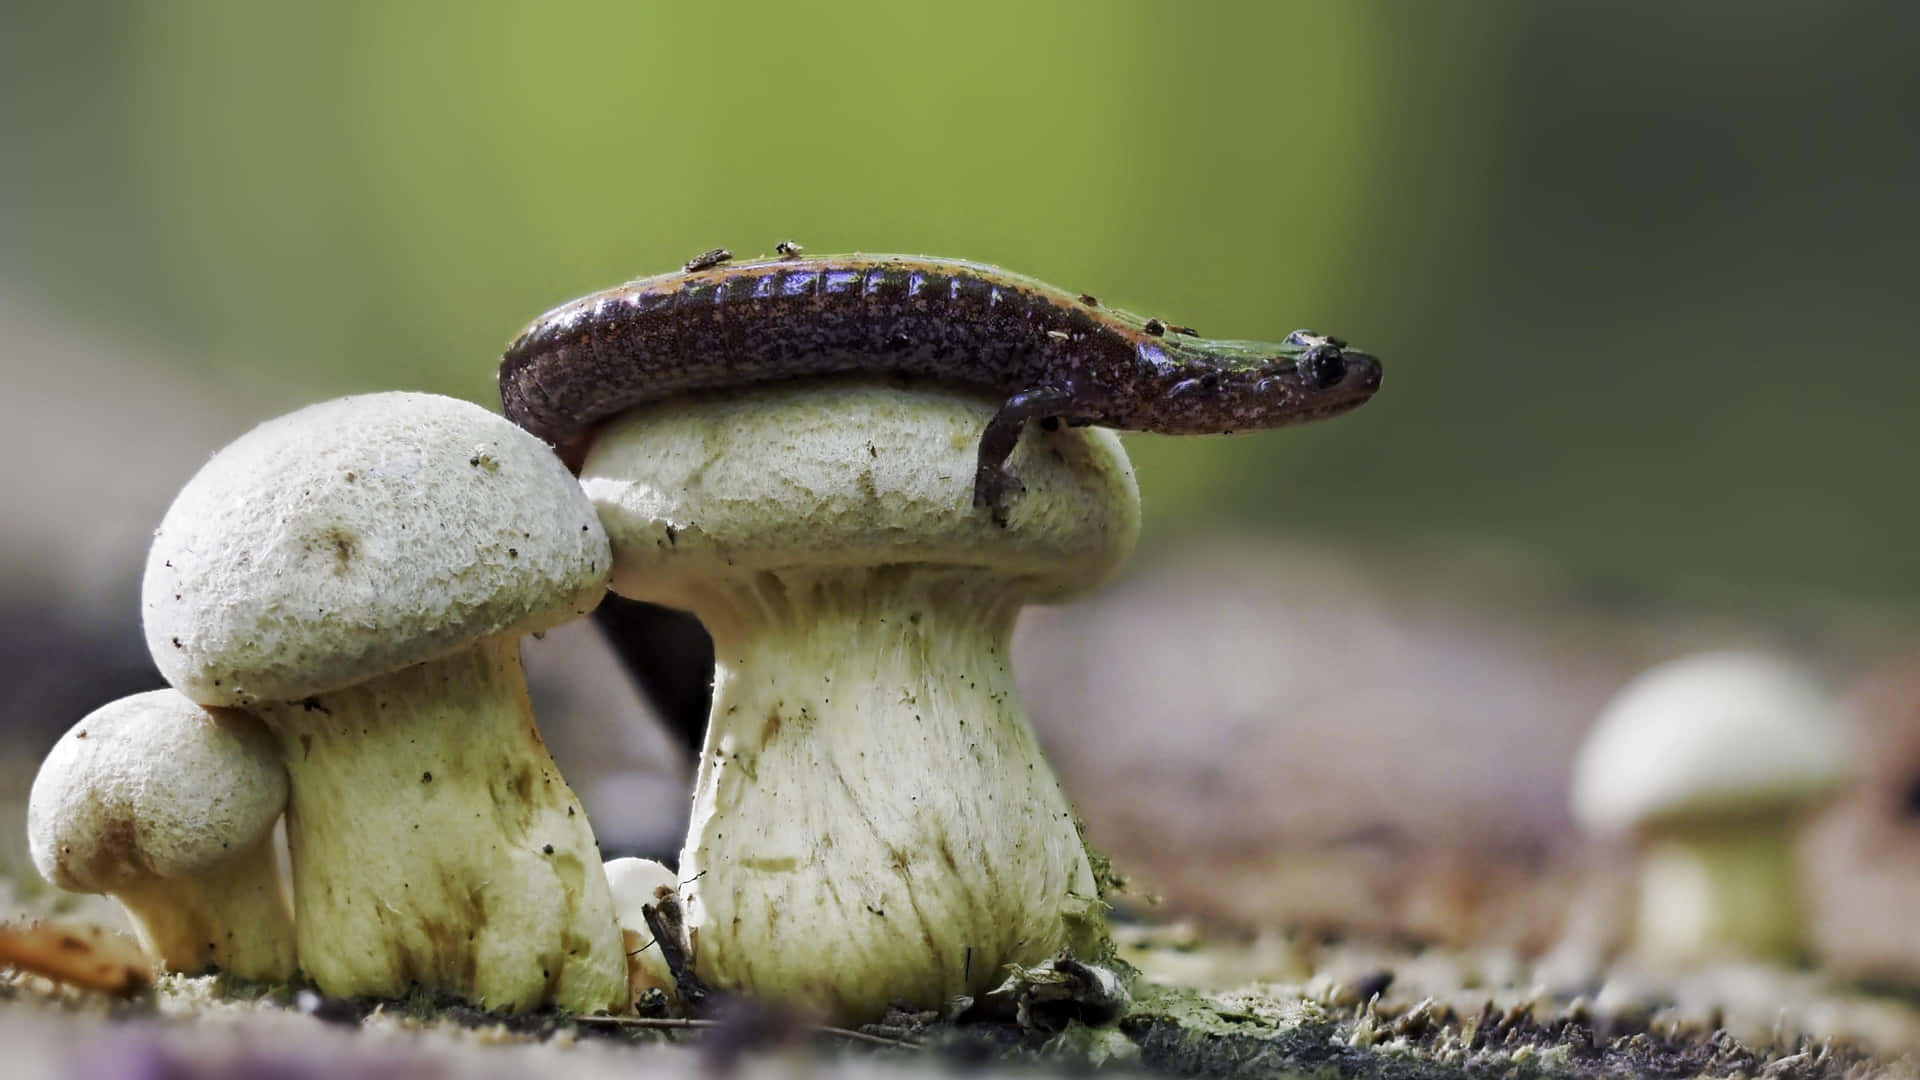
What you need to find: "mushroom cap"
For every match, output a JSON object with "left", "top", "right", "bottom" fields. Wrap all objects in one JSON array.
[
  {"left": 603, "top": 856, "right": 681, "bottom": 1002},
  {"left": 580, "top": 379, "right": 1140, "bottom": 607},
  {"left": 604, "top": 856, "right": 679, "bottom": 926},
  {"left": 1570, "top": 651, "right": 1850, "bottom": 834},
  {"left": 28, "top": 690, "right": 286, "bottom": 892},
  {"left": 144, "top": 392, "right": 610, "bottom": 706}
]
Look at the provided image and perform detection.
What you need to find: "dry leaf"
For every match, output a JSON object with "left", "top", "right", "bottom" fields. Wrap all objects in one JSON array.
[{"left": 0, "top": 918, "right": 151, "bottom": 996}]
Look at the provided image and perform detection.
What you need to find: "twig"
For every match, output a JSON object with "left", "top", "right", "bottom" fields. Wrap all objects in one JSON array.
[
  {"left": 639, "top": 894, "right": 709, "bottom": 1008},
  {"left": 0, "top": 919, "right": 151, "bottom": 996},
  {"left": 571, "top": 1014, "right": 923, "bottom": 1050}
]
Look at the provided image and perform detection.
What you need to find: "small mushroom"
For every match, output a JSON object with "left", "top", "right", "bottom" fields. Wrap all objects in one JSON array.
[
  {"left": 603, "top": 857, "right": 681, "bottom": 1008},
  {"left": 141, "top": 392, "right": 626, "bottom": 1012},
  {"left": 1570, "top": 650, "right": 1849, "bottom": 965},
  {"left": 577, "top": 380, "right": 1140, "bottom": 1022},
  {"left": 27, "top": 690, "right": 293, "bottom": 981}
]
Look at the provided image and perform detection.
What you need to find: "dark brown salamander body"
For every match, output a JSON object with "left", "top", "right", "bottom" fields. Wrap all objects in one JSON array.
[{"left": 500, "top": 253, "right": 1381, "bottom": 520}]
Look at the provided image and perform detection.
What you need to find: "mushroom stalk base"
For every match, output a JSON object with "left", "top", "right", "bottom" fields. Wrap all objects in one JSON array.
[
  {"left": 1634, "top": 817, "right": 1807, "bottom": 965},
  {"left": 257, "top": 638, "right": 626, "bottom": 1013},
  {"left": 680, "top": 569, "right": 1107, "bottom": 1023},
  {"left": 114, "top": 836, "right": 294, "bottom": 981}
]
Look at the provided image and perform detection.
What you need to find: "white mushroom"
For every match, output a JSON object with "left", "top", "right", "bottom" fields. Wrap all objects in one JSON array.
[
  {"left": 27, "top": 689, "right": 293, "bottom": 981},
  {"left": 581, "top": 379, "right": 1140, "bottom": 1022},
  {"left": 603, "top": 857, "right": 680, "bottom": 1007},
  {"left": 142, "top": 391, "right": 626, "bottom": 1012},
  {"left": 1570, "top": 650, "right": 1850, "bottom": 965}
]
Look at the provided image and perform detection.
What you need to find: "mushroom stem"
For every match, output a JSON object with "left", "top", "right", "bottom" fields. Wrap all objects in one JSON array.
[
  {"left": 679, "top": 568, "right": 1106, "bottom": 1023},
  {"left": 254, "top": 636, "right": 626, "bottom": 1013},
  {"left": 112, "top": 835, "right": 293, "bottom": 981},
  {"left": 1635, "top": 816, "right": 1808, "bottom": 964}
]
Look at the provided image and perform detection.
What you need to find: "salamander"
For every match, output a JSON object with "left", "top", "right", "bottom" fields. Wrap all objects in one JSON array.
[{"left": 499, "top": 252, "right": 1382, "bottom": 522}]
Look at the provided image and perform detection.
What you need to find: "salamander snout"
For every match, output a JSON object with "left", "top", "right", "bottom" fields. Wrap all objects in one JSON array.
[
  {"left": 1149, "top": 327, "right": 1382, "bottom": 432},
  {"left": 1330, "top": 346, "right": 1382, "bottom": 394},
  {"left": 1356, "top": 351, "right": 1383, "bottom": 392}
]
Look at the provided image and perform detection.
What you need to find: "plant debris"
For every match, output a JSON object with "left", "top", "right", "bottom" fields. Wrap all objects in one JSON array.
[
  {"left": 1, "top": 918, "right": 1913, "bottom": 1078},
  {"left": 0, "top": 918, "right": 150, "bottom": 996}
]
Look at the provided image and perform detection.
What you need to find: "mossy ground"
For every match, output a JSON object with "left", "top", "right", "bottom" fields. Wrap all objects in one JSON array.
[
  {"left": 3, "top": 927, "right": 1914, "bottom": 1079},
  {"left": 3, "top": 845, "right": 1912, "bottom": 1078}
]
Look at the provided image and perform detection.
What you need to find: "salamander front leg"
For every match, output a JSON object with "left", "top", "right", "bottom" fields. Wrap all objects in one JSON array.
[{"left": 974, "top": 386, "right": 1077, "bottom": 526}]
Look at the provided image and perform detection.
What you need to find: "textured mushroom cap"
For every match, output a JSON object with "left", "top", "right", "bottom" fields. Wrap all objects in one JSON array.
[
  {"left": 144, "top": 392, "right": 610, "bottom": 706},
  {"left": 1571, "top": 651, "right": 1850, "bottom": 834},
  {"left": 582, "top": 380, "right": 1140, "bottom": 606},
  {"left": 28, "top": 690, "right": 286, "bottom": 892}
]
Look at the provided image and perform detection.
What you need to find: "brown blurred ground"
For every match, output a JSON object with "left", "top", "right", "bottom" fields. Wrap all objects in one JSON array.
[
  {"left": 1016, "top": 541, "right": 1634, "bottom": 950},
  {"left": 1805, "top": 655, "right": 1920, "bottom": 983},
  {"left": 1018, "top": 541, "right": 1919, "bottom": 981}
]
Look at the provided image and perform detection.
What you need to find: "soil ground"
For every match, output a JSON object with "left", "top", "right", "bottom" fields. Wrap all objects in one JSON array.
[{"left": 3, "top": 915, "right": 1913, "bottom": 1079}]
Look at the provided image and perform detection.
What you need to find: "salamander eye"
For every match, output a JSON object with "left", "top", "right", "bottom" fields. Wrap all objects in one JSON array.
[{"left": 1297, "top": 345, "right": 1347, "bottom": 390}]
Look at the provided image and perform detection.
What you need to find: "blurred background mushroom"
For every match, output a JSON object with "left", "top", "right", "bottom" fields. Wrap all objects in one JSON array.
[
  {"left": 1568, "top": 651, "right": 1848, "bottom": 966},
  {"left": 2, "top": 0, "right": 1918, "bottom": 1024}
]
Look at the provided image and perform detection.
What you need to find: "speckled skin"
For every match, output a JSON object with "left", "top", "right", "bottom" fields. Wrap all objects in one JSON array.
[{"left": 499, "top": 254, "right": 1382, "bottom": 507}]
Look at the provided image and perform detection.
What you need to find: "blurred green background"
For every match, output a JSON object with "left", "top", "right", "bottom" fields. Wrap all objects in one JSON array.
[{"left": 3, "top": 0, "right": 1915, "bottom": 614}]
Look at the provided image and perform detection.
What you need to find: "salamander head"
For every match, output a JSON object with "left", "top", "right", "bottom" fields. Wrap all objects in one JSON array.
[{"left": 1141, "top": 329, "right": 1382, "bottom": 434}]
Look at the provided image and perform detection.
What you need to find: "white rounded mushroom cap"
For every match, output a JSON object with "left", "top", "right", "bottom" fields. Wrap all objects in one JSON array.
[
  {"left": 582, "top": 380, "right": 1140, "bottom": 607},
  {"left": 1570, "top": 651, "right": 1850, "bottom": 834},
  {"left": 604, "top": 856, "right": 681, "bottom": 1002},
  {"left": 28, "top": 690, "right": 286, "bottom": 892},
  {"left": 604, "top": 856, "right": 679, "bottom": 927},
  {"left": 144, "top": 392, "right": 610, "bottom": 705}
]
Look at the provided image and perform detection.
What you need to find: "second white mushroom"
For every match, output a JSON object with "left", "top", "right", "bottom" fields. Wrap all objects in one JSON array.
[
  {"left": 582, "top": 380, "right": 1140, "bottom": 1022},
  {"left": 142, "top": 392, "right": 628, "bottom": 1013}
]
